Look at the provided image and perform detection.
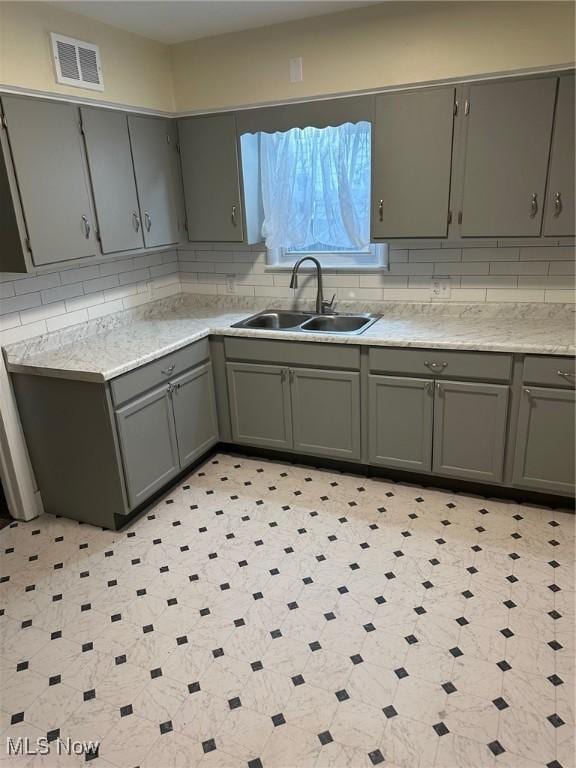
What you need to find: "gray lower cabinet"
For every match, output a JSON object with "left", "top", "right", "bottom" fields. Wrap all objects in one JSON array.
[
  {"left": 291, "top": 368, "right": 360, "bottom": 460},
  {"left": 227, "top": 362, "right": 292, "bottom": 449},
  {"left": 543, "top": 75, "right": 575, "bottom": 237},
  {"left": 368, "top": 375, "right": 433, "bottom": 471},
  {"left": 459, "top": 77, "right": 557, "bottom": 237},
  {"left": 372, "top": 87, "right": 455, "bottom": 239},
  {"left": 433, "top": 380, "right": 509, "bottom": 483},
  {"left": 115, "top": 385, "right": 180, "bottom": 508},
  {"left": 1, "top": 95, "right": 98, "bottom": 266},
  {"left": 171, "top": 363, "right": 219, "bottom": 466},
  {"left": 81, "top": 107, "right": 145, "bottom": 254},
  {"left": 513, "top": 386, "right": 575, "bottom": 494}
]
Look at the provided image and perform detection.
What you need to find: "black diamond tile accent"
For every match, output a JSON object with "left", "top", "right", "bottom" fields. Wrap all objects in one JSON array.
[
  {"left": 338, "top": 586, "right": 348, "bottom": 594},
  {"left": 547, "top": 674, "right": 564, "bottom": 687},
  {"left": 350, "top": 654, "right": 363, "bottom": 665},
  {"left": 497, "top": 660, "right": 512, "bottom": 672},
  {"left": 82, "top": 642, "right": 93, "bottom": 652},
  {"left": 548, "top": 640, "right": 563, "bottom": 651},
  {"left": 423, "top": 581, "right": 434, "bottom": 589},
  {"left": 202, "top": 739, "right": 216, "bottom": 754},
  {"left": 414, "top": 606, "right": 426, "bottom": 615},
  {"left": 548, "top": 610, "right": 562, "bottom": 620},
  {"left": 83, "top": 688, "right": 96, "bottom": 701},
  {"left": 368, "top": 749, "right": 385, "bottom": 765},
  {"left": 251, "top": 661, "right": 263, "bottom": 672},
  {"left": 271, "top": 629, "right": 282, "bottom": 639},
  {"left": 324, "top": 612, "right": 336, "bottom": 621},
  {"left": 405, "top": 634, "right": 418, "bottom": 645},
  {"left": 433, "top": 722, "right": 449, "bottom": 737},
  {"left": 375, "top": 596, "right": 386, "bottom": 605},
  {"left": 442, "top": 682, "right": 457, "bottom": 694},
  {"left": 291, "top": 674, "right": 305, "bottom": 686},
  {"left": 500, "top": 628, "right": 514, "bottom": 638},
  {"left": 449, "top": 647, "right": 463, "bottom": 658},
  {"left": 549, "top": 584, "right": 561, "bottom": 593},
  {"left": 394, "top": 667, "right": 408, "bottom": 679},
  {"left": 488, "top": 740, "right": 505, "bottom": 756},
  {"left": 335, "top": 689, "right": 349, "bottom": 702},
  {"left": 212, "top": 647, "right": 224, "bottom": 658},
  {"left": 11, "top": 712, "right": 24, "bottom": 725},
  {"left": 309, "top": 641, "right": 322, "bottom": 652},
  {"left": 271, "top": 713, "right": 286, "bottom": 727},
  {"left": 287, "top": 601, "right": 298, "bottom": 611},
  {"left": 120, "top": 705, "right": 133, "bottom": 717},
  {"left": 188, "top": 681, "right": 201, "bottom": 693},
  {"left": 382, "top": 705, "right": 397, "bottom": 718},
  {"left": 318, "top": 731, "right": 333, "bottom": 745},
  {"left": 462, "top": 590, "right": 474, "bottom": 599},
  {"left": 248, "top": 760, "right": 263, "bottom": 768},
  {"left": 229, "top": 697, "right": 242, "bottom": 710},
  {"left": 49, "top": 674, "right": 61, "bottom": 686},
  {"left": 176, "top": 636, "right": 188, "bottom": 645},
  {"left": 364, "top": 623, "right": 376, "bottom": 633},
  {"left": 150, "top": 667, "right": 162, "bottom": 679},
  {"left": 51, "top": 631, "right": 62, "bottom": 640},
  {"left": 493, "top": 697, "right": 509, "bottom": 710},
  {"left": 115, "top": 655, "right": 127, "bottom": 665},
  {"left": 234, "top": 618, "right": 246, "bottom": 628},
  {"left": 16, "top": 661, "right": 28, "bottom": 672},
  {"left": 456, "top": 617, "right": 469, "bottom": 627}
]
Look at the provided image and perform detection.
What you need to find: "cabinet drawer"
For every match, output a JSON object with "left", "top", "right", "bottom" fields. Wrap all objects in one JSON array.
[
  {"left": 111, "top": 339, "right": 210, "bottom": 406},
  {"left": 368, "top": 347, "right": 512, "bottom": 382},
  {"left": 224, "top": 337, "right": 360, "bottom": 370},
  {"left": 522, "top": 356, "right": 576, "bottom": 388}
]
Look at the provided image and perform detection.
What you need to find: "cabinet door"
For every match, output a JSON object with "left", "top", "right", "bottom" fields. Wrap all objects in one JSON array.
[
  {"left": 116, "top": 385, "right": 179, "bottom": 508},
  {"left": 227, "top": 362, "right": 292, "bottom": 449},
  {"left": 372, "top": 87, "right": 455, "bottom": 238},
  {"left": 513, "top": 386, "right": 575, "bottom": 495},
  {"left": 179, "top": 114, "right": 244, "bottom": 242},
  {"left": 171, "top": 363, "right": 218, "bottom": 467},
  {"left": 433, "top": 380, "right": 509, "bottom": 483},
  {"left": 2, "top": 96, "right": 98, "bottom": 266},
  {"left": 460, "top": 77, "right": 556, "bottom": 237},
  {"left": 81, "top": 107, "right": 144, "bottom": 254},
  {"left": 543, "top": 75, "right": 575, "bottom": 237},
  {"left": 368, "top": 375, "right": 433, "bottom": 471},
  {"left": 291, "top": 368, "right": 361, "bottom": 461},
  {"left": 128, "top": 115, "right": 183, "bottom": 247}
]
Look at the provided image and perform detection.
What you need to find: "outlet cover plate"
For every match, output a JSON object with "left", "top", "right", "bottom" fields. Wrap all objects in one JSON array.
[{"left": 431, "top": 278, "right": 451, "bottom": 300}]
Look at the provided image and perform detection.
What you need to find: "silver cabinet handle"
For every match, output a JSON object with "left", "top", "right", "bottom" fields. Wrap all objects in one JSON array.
[
  {"left": 426, "top": 381, "right": 434, "bottom": 394},
  {"left": 81, "top": 215, "right": 91, "bottom": 239},
  {"left": 144, "top": 211, "right": 152, "bottom": 232},
  {"left": 289, "top": 369, "right": 295, "bottom": 384},
  {"left": 524, "top": 388, "right": 531, "bottom": 396},
  {"left": 231, "top": 205, "right": 237, "bottom": 226},
  {"left": 529, "top": 193, "right": 538, "bottom": 219},
  {"left": 554, "top": 192, "right": 563, "bottom": 218},
  {"left": 378, "top": 199, "right": 384, "bottom": 222},
  {"left": 425, "top": 360, "right": 448, "bottom": 371},
  {"left": 132, "top": 212, "right": 141, "bottom": 232},
  {"left": 436, "top": 382, "right": 443, "bottom": 395},
  {"left": 280, "top": 368, "right": 286, "bottom": 382},
  {"left": 557, "top": 370, "right": 575, "bottom": 380},
  {"left": 161, "top": 364, "right": 175, "bottom": 376}
]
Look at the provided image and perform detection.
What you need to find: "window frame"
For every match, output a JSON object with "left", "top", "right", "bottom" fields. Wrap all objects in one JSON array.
[{"left": 265, "top": 243, "right": 388, "bottom": 272}]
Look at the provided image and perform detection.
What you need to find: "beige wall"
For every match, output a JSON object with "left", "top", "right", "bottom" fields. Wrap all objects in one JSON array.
[
  {"left": 172, "top": 1, "right": 576, "bottom": 113},
  {"left": 0, "top": 1, "right": 174, "bottom": 111}
]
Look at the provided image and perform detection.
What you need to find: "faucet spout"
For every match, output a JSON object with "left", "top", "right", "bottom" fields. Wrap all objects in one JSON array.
[{"left": 289, "top": 256, "right": 325, "bottom": 314}]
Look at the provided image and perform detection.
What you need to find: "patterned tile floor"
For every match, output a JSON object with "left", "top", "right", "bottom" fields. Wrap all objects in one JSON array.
[{"left": 0, "top": 453, "right": 574, "bottom": 768}]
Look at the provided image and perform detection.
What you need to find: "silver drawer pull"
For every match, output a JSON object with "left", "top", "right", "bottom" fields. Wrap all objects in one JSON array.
[
  {"left": 132, "top": 211, "right": 141, "bottom": 232},
  {"left": 144, "top": 211, "right": 152, "bottom": 232},
  {"left": 553, "top": 192, "right": 563, "bottom": 218},
  {"left": 529, "top": 192, "right": 538, "bottom": 219},
  {"left": 425, "top": 360, "right": 448, "bottom": 370},
  {"left": 231, "top": 205, "right": 237, "bottom": 226},
  {"left": 81, "top": 215, "right": 91, "bottom": 239},
  {"left": 378, "top": 199, "right": 384, "bottom": 222},
  {"left": 524, "top": 388, "right": 532, "bottom": 396},
  {"left": 161, "top": 364, "right": 175, "bottom": 376},
  {"left": 557, "top": 370, "right": 575, "bottom": 379}
]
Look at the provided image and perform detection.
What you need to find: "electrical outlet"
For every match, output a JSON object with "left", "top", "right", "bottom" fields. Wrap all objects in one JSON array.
[
  {"left": 430, "top": 278, "right": 451, "bottom": 300},
  {"left": 225, "top": 275, "right": 236, "bottom": 294},
  {"left": 289, "top": 57, "right": 303, "bottom": 83}
]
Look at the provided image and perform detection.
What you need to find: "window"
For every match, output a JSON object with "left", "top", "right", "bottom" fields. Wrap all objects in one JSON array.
[{"left": 241, "top": 122, "right": 387, "bottom": 270}]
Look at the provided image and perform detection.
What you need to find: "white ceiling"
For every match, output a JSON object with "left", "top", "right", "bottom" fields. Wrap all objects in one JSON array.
[{"left": 51, "top": 1, "right": 380, "bottom": 45}]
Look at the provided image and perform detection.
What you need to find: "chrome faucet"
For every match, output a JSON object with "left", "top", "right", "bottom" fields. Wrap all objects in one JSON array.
[{"left": 289, "top": 256, "right": 336, "bottom": 315}]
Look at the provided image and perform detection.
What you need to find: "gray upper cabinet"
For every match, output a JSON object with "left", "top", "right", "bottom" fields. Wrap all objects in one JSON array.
[
  {"left": 368, "top": 375, "right": 433, "bottom": 471},
  {"left": 227, "top": 362, "right": 292, "bottom": 449},
  {"left": 459, "top": 77, "right": 556, "bottom": 237},
  {"left": 513, "top": 386, "right": 575, "bottom": 495},
  {"left": 81, "top": 107, "right": 144, "bottom": 254},
  {"left": 291, "top": 368, "right": 361, "bottom": 461},
  {"left": 171, "top": 362, "right": 218, "bottom": 466},
  {"left": 179, "top": 113, "right": 244, "bottom": 242},
  {"left": 372, "top": 87, "right": 456, "bottom": 238},
  {"left": 543, "top": 75, "right": 575, "bottom": 237},
  {"left": 128, "top": 115, "right": 183, "bottom": 248},
  {"left": 115, "top": 384, "right": 179, "bottom": 508},
  {"left": 1, "top": 95, "right": 98, "bottom": 266},
  {"left": 433, "top": 380, "right": 509, "bottom": 483}
]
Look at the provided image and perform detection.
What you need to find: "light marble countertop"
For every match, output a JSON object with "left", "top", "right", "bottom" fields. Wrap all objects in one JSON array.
[{"left": 4, "top": 295, "right": 575, "bottom": 382}]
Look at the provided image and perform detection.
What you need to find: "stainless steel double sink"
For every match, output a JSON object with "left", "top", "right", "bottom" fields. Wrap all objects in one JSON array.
[{"left": 231, "top": 310, "right": 380, "bottom": 335}]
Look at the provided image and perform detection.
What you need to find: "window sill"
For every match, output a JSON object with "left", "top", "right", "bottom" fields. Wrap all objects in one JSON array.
[{"left": 264, "top": 265, "right": 389, "bottom": 274}]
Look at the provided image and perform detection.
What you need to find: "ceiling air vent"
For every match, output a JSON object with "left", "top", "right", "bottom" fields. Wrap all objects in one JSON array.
[{"left": 50, "top": 33, "right": 104, "bottom": 91}]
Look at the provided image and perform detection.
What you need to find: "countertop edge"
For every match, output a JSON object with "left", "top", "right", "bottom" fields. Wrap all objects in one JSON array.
[{"left": 5, "top": 322, "right": 575, "bottom": 383}]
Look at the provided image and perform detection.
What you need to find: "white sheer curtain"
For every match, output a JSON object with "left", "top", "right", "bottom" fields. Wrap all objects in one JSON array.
[{"left": 259, "top": 122, "right": 371, "bottom": 252}]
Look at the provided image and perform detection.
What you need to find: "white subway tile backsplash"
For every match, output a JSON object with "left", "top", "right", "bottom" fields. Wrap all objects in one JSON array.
[
  {"left": 0, "top": 292, "right": 42, "bottom": 316},
  {"left": 46, "top": 308, "right": 89, "bottom": 332},
  {"left": 486, "top": 289, "right": 545, "bottom": 303},
  {"left": 14, "top": 273, "right": 61, "bottom": 295},
  {"left": 83, "top": 275, "right": 119, "bottom": 294},
  {"left": 461, "top": 247, "right": 519, "bottom": 262},
  {"left": 409, "top": 249, "right": 461, "bottom": 262},
  {"left": 41, "top": 283, "right": 83, "bottom": 305},
  {"left": 490, "top": 261, "right": 549, "bottom": 275},
  {"left": 60, "top": 265, "right": 101, "bottom": 285},
  {"left": 519, "top": 246, "right": 575, "bottom": 260},
  {"left": 118, "top": 268, "right": 150, "bottom": 286},
  {"left": 434, "top": 262, "right": 490, "bottom": 275},
  {"left": 549, "top": 260, "right": 576, "bottom": 275}
]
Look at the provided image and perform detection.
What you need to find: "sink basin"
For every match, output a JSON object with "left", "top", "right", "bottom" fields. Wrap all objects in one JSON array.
[
  {"left": 300, "top": 314, "right": 378, "bottom": 334},
  {"left": 234, "top": 311, "right": 313, "bottom": 330},
  {"left": 232, "top": 309, "right": 380, "bottom": 335}
]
